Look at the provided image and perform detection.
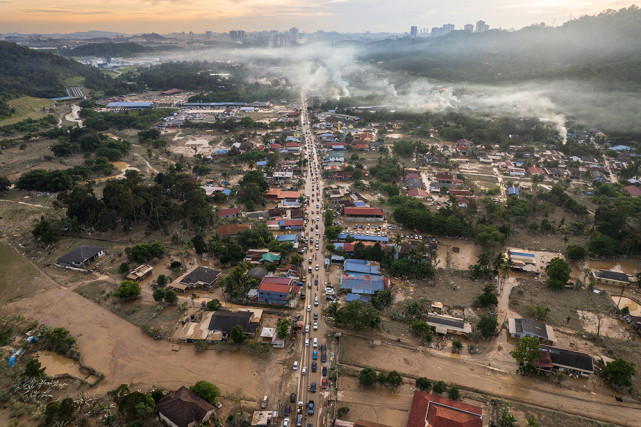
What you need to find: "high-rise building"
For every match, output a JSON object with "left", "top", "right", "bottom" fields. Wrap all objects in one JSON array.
[
  {"left": 289, "top": 27, "right": 299, "bottom": 43},
  {"left": 464, "top": 24, "right": 474, "bottom": 32},
  {"left": 431, "top": 27, "right": 442, "bottom": 37},
  {"left": 410, "top": 26, "right": 418, "bottom": 38},
  {"left": 442, "top": 23, "right": 455, "bottom": 34},
  {"left": 475, "top": 20, "right": 489, "bottom": 33},
  {"left": 205, "top": 31, "right": 212, "bottom": 40},
  {"left": 189, "top": 31, "right": 194, "bottom": 41},
  {"left": 229, "top": 30, "right": 247, "bottom": 42}
]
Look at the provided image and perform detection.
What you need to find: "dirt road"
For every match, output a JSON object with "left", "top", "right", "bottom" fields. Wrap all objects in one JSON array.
[{"left": 340, "top": 336, "right": 639, "bottom": 426}]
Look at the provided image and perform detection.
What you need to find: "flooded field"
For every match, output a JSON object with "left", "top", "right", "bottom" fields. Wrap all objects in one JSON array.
[
  {"left": 576, "top": 310, "right": 632, "bottom": 340},
  {"left": 36, "top": 351, "right": 97, "bottom": 382},
  {"left": 610, "top": 296, "right": 641, "bottom": 316}
]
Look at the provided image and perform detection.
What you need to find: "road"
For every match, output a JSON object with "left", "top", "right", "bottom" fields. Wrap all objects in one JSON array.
[{"left": 290, "top": 91, "right": 331, "bottom": 427}]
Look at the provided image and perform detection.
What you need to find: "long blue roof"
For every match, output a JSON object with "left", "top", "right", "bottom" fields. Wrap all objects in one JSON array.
[
  {"left": 344, "top": 259, "right": 379, "bottom": 275},
  {"left": 106, "top": 102, "right": 152, "bottom": 108},
  {"left": 276, "top": 234, "right": 298, "bottom": 242}
]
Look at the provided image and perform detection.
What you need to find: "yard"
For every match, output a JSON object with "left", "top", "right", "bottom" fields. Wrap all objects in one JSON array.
[
  {"left": 0, "top": 96, "right": 54, "bottom": 126},
  {"left": 0, "top": 239, "right": 56, "bottom": 302}
]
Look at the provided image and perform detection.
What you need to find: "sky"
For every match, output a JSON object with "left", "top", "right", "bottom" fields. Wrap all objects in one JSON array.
[{"left": 0, "top": 0, "right": 635, "bottom": 34}]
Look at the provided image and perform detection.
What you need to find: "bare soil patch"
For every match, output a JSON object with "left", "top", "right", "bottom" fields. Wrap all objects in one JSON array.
[{"left": 0, "top": 239, "right": 55, "bottom": 302}]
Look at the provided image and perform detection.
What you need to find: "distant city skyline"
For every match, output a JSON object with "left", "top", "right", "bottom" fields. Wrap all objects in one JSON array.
[{"left": 0, "top": 0, "right": 635, "bottom": 34}]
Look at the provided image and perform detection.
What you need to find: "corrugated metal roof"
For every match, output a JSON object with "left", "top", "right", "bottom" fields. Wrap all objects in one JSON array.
[{"left": 106, "top": 102, "right": 152, "bottom": 108}]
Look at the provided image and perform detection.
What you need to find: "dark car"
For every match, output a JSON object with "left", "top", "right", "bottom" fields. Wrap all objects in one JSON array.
[
  {"left": 308, "top": 400, "right": 314, "bottom": 415},
  {"left": 312, "top": 361, "right": 317, "bottom": 372},
  {"left": 313, "top": 312, "right": 318, "bottom": 320},
  {"left": 293, "top": 314, "right": 301, "bottom": 322},
  {"left": 290, "top": 392, "right": 296, "bottom": 402},
  {"left": 322, "top": 366, "right": 327, "bottom": 376},
  {"left": 284, "top": 403, "right": 291, "bottom": 416},
  {"left": 310, "top": 382, "right": 316, "bottom": 393}
]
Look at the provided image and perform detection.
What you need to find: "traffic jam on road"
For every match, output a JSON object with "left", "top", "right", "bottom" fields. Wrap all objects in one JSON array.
[{"left": 284, "top": 98, "right": 330, "bottom": 427}]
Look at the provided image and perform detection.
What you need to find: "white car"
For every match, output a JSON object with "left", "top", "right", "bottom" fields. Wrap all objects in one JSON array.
[
  {"left": 283, "top": 418, "right": 290, "bottom": 427},
  {"left": 305, "top": 324, "right": 310, "bottom": 333},
  {"left": 314, "top": 296, "right": 319, "bottom": 306},
  {"left": 293, "top": 361, "right": 299, "bottom": 370},
  {"left": 325, "top": 288, "right": 334, "bottom": 295},
  {"left": 305, "top": 338, "right": 310, "bottom": 347},
  {"left": 307, "top": 305, "right": 312, "bottom": 312},
  {"left": 313, "top": 321, "right": 318, "bottom": 330},
  {"left": 315, "top": 265, "right": 319, "bottom": 271},
  {"left": 313, "top": 338, "right": 318, "bottom": 348},
  {"left": 302, "top": 367, "right": 307, "bottom": 376}
]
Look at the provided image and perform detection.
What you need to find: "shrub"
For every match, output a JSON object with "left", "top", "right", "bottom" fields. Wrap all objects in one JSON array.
[
  {"left": 113, "top": 280, "right": 141, "bottom": 300},
  {"left": 447, "top": 385, "right": 460, "bottom": 400}
]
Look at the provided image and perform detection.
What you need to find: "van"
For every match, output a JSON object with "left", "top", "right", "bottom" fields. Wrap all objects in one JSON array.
[{"left": 260, "top": 395, "right": 268, "bottom": 409}]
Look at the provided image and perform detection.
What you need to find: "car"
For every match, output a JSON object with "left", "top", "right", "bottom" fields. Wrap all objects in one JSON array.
[
  {"left": 312, "top": 350, "right": 318, "bottom": 360},
  {"left": 293, "top": 361, "right": 299, "bottom": 370},
  {"left": 307, "top": 305, "right": 311, "bottom": 312},
  {"left": 321, "top": 378, "right": 327, "bottom": 389},
  {"left": 321, "top": 344, "right": 326, "bottom": 352},
  {"left": 284, "top": 403, "right": 291, "bottom": 416},
  {"left": 297, "top": 413, "right": 303, "bottom": 426},
  {"left": 308, "top": 257, "right": 312, "bottom": 262},
  {"left": 313, "top": 338, "right": 318, "bottom": 348},
  {"left": 302, "top": 367, "right": 307, "bottom": 376},
  {"left": 322, "top": 366, "right": 327, "bottom": 376},
  {"left": 313, "top": 312, "right": 318, "bottom": 320},
  {"left": 312, "top": 361, "right": 317, "bottom": 372},
  {"left": 314, "top": 296, "right": 319, "bottom": 306},
  {"left": 315, "top": 264, "right": 319, "bottom": 271},
  {"left": 314, "top": 279, "right": 318, "bottom": 285},
  {"left": 305, "top": 338, "right": 309, "bottom": 347},
  {"left": 315, "top": 245, "right": 319, "bottom": 250},
  {"left": 310, "top": 382, "right": 316, "bottom": 393},
  {"left": 313, "top": 321, "right": 318, "bottom": 330},
  {"left": 325, "top": 288, "right": 334, "bottom": 295},
  {"left": 283, "top": 417, "right": 290, "bottom": 427},
  {"left": 315, "top": 230, "right": 318, "bottom": 235},
  {"left": 325, "top": 295, "right": 335, "bottom": 301},
  {"left": 316, "top": 238, "right": 320, "bottom": 244},
  {"left": 308, "top": 401, "right": 314, "bottom": 415},
  {"left": 291, "top": 393, "right": 296, "bottom": 403},
  {"left": 293, "top": 314, "right": 300, "bottom": 322},
  {"left": 305, "top": 324, "right": 310, "bottom": 333}
]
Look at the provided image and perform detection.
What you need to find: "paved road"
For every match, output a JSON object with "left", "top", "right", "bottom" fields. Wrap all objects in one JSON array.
[{"left": 291, "top": 92, "right": 331, "bottom": 427}]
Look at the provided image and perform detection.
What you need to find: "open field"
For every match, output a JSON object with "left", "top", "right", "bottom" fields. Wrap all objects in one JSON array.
[
  {"left": 63, "top": 76, "right": 86, "bottom": 87},
  {"left": 0, "top": 239, "right": 56, "bottom": 302},
  {"left": 0, "top": 96, "right": 54, "bottom": 126}
]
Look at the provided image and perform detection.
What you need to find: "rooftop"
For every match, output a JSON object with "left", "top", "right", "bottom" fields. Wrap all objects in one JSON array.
[{"left": 407, "top": 390, "right": 482, "bottom": 427}]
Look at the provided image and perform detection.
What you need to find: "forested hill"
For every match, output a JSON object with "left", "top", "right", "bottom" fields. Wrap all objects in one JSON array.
[
  {"left": 364, "top": 6, "right": 641, "bottom": 88},
  {"left": 64, "top": 42, "right": 155, "bottom": 58},
  {"left": 0, "top": 41, "right": 123, "bottom": 99}
]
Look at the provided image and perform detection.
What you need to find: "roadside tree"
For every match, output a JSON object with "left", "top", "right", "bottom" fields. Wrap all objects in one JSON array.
[
  {"left": 510, "top": 336, "right": 541, "bottom": 375},
  {"left": 545, "top": 257, "right": 571, "bottom": 290},
  {"left": 358, "top": 367, "right": 377, "bottom": 387},
  {"left": 477, "top": 315, "right": 498, "bottom": 337},
  {"left": 190, "top": 380, "right": 220, "bottom": 404},
  {"left": 230, "top": 325, "right": 246, "bottom": 343},
  {"left": 600, "top": 358, "right": 635, "bottom": 389}
]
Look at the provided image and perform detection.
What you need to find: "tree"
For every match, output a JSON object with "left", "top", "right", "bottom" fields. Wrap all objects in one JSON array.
[
  {"left": 416, "top": 377, "right": 432, "bottom": 392},
  {"left": 477, "top": 315, "right": 498, "bottom": 337},
  {"left": 359, "top": 367, "right": 377, "bottom": 387},
  {"left": 32, "top": 215, "right": 61, "bottom": 244},
  {"left": 23, "top": 358, "right": 46, "bottom": 377},
  {"left": 113, "top": 280, "right": 141, "bottom": 300},
  {"left": 601, "top": 358, "right": 635, "bottom": 388},
  {"left": 276, "top": 318, "right": 291, "bottom": 339},
  {"left": 476, "top": 284, "right": 498, "bottom": 307},
  {"left": 192, "top": 234, "right": 207, "bottom": 254},
  {"left": 108, "top": 384, "right": 155, "bottom": 422},
  {"left": 44, "top": 398, "right": 76, "bottom": 426},
  {"left": 452, "top": 340, "right": 463, "bottom": 353},
  {"left": 230, "top": 325, "right": 246, "bottom": 343},
  {"left": 164, "top": 289, "right": 178, "bottom": 304},
  {"left": 432, "top": 381, "right": 446, "bottom": 394},
  {"left": 39, "top": 325, "right": 76, "bottom": 355},
  {"left": 566, "top": 244, "right": 586, "bottom": 262},
  {"left": 377, "top": 371, "right": 388, "bottom": 385},
  {"left": 190, "top": 380, "right": 220, "bottom": 404},
  {"left": 153, "top": 288, "right": 165, "bottom": 302},
  {"left": 206, "top": 299, "right": 222, "bottom": 311},
  {"left": 336, "top": 301, "right": 381, "bottom": 330},
  {"left": 386, "top": 370, "right": 403, "bottom": 387},
  {"left": 545, "top": 257, "right": 571, "bottom": 290},
  {"left": 0, "top": 175, "right": 10, "bottom": 192},
  {"left": 157, "top": 274, "right": 169, "bottom": 287},
  {"left": 498, "top": 403, "right": 517, "bottom": 426},
  {"left": 337, "top": 406, "right": 350, "bottom": 418},
  {"left": 447, "top": 385, "right": 460, "bottom": 400},
  {"left": 411, "top": 319, "right": 430, "bottom": 335},
  {"left": 118, "top": 262, "right": 130, "bottom": 275},
  {"left": 510, "top": 336, "right": 541, "bottom": 375}
]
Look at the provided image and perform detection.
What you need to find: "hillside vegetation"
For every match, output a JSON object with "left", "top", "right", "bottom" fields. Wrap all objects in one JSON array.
[{"left": 64, "top": 42, "right": 155, "bottom": 58}]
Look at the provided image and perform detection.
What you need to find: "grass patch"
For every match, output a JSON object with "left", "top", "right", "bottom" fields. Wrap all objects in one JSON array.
[
  {"left": 0, "top": 97, "right": 54, "bottom": 126},
  {"left": 0, "top": 239, "right": 55, "bottom": 302},
  {"left": 110, "top": 300, "right": 181, "bottom": 339},
  {"left": 63, "top": 76, "right": 85, "bottom": 87}
]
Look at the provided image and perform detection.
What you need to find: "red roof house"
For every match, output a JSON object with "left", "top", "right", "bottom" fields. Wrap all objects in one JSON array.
[
  {"left": 623, "top": 185, "right": 641, "bottom": 197},
  {"left": 407, "top": 390, "right": 482, "bottom": 427},
  {"left": 343, "top": 207, "right": 385, "bottom": 217}
]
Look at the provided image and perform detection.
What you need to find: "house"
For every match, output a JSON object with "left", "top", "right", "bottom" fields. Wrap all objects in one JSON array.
[
  {"left": 246, "top": 211, "right": 270, "bottom": 220},
  {"left": 408, "top": 188, "right": 430, "bottom": 199},
  {"left": 246, "top": 266, "right": 269, "bottom": 280},
  {"left": 217, "top": 223, "right": 251, "bottom": 236},
  {"left": 250, "top": 411, "right": 279, "bottom": 427},
  {"left": 217, "top": 208, "right": 241, "bottom": 219},
  {"left": 508, "top": 318, "right": 556, "bottom": 344},
  {"left": 57, "top": 245, "right": 106, "bottom": 270},
  {"left": 507, "top": 187, "right": 520, "bottom": 197},
  {"left": 279, "top": 219, "right": 303, "bottom": 230},
  {"left": 336, "top": 234, "right": 390, "bottom": 244},
  {"left": 405, "top": 178, "right": 424, "bottom": 190},
  {"left": 509, "top": 167, "right": 526, "bottom": 177},
  {"left": 208, "top": 309, "right": 260, "bottom": 338},
  {"left": 170, "top": 266, "right": 221, "bottom": 292},
  {"left": 343, "top": 207, "right": 385, "bottom": 223},
  {"left": 537, "top": 345, "right": 594, "bottom": 376},
  {"left": 259, "top": 252, "right": 281, "bottom": 264},
  {"left": 344, "top": 259, "right": 380, "bottom": 275},
  {"left": 435, "top": 172, "right": 454, "bottom": 183},
  {"left": 126, "top": 264, "right": 153, "bottom": 281},
  {"left": 590, "top": 170, "right": 607, "bottom": 183},
  {"left": 623, "top": 185, "right": 641, "bottom": 197},
  {"left": 567, "top": 167, "right": 582, "bottom": 180},
  {"left": 156, "top": 386, "right": 215, "bottom": 427},
  {"left": 592, "top": 270, "right": 630, "bottom": 287},
  {"left": 426, "top": 314, "right": 472, "bottom": 335},
  {"left": 507, "top": 250, "right": 537, "bottom": 273},
  {"left": 407, "top": 390, "right": 482, "bottom": 427},
  {"left": 339, "top": 274, "right": 388, "bottom": 295},
  {"left": 258, "top": 276, "right": 294, "bottom": 305}
]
